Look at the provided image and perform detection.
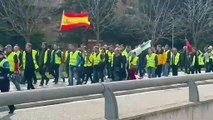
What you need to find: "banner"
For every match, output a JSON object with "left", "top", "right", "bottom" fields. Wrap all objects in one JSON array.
[{"left": 130, "top": 40, "right": 152, "bottom": 56}]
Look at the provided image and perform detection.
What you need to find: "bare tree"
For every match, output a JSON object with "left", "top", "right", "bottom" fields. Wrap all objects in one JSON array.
[
  {"left": 121, "top": 0, "right": 177, "bottom": 45},
  {"left": 179, "top": 0, "right": 213, "bottom": 46},
  {"left": 76, "top": 0, "right": 118, "bottom": 41},
  {"left": 0, "top": 0, "right": 57, "bottom": 42}
]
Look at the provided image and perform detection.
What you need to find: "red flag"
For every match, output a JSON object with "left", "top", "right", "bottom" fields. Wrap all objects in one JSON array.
[{"left": 185, "top": 39, "right": 192, "bottom": 52}]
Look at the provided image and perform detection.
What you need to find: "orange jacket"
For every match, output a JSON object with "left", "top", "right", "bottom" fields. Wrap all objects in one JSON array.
[{"left": 157, "top": 53, "right": 164, "bottom": 65}]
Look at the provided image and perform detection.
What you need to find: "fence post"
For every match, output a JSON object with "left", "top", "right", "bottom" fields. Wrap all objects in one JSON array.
[
  {"left": 103, "top": 86, "right": 119, "bottom": 120},
  {"left": 187, "top": 80, "right": 199, "bottom": 102}
]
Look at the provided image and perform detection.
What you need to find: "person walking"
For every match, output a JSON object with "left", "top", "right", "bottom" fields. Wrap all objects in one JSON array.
[
  {"left": 128, "top": 52, "right": 139, "bottom": 80},
  {"left": 205, "top": 46, "right": 213, "bottom": 72},
  {"left": 68, "top": 44, "right": 83, "bottom": 85},
  {"left": 156, "top": 45, "right": 164, "bottom": 77},
  {"left": 5, "top": 44, "right": 21, "bottom": 91},
  {"left": 112, "top": 48, "right": 126, "bottom": 81},
  {"left": 145, "top": 48, "right": 157, "bottom": 78},
  {"left": 162, "top": 44, "right": 171, "bottom": 76},
  {"left": 0, "top": 50, "right": 16, "bottom": 114},
  {"left": 82, "top": 51, "right": 93, "bottom": 84},
  {"left": 39, "top": 42, "right": 50, "bottom": 86},
  {"left": 50, "top": 44, "right": 62, "bottom": 84},
  {"left": 171, "top": 48, "right": 180, "bottom": 76},
  {"left": 138, "top": 51, "right": 146, "bottom": 79},
  {"left": 191, "top": 50, "right": 204, "bottom": 74},
  {"left": 22, "top": 43, "right": 39, "bottom": 90},
  {"left": 92, "top": 46, "right": 104, "bottom": 83},
  {"left": 13, "top": 45, "right": 24, "bottom": 84},
  {"left": 106, "top": 46, "right": 114, "bottom": 79}
]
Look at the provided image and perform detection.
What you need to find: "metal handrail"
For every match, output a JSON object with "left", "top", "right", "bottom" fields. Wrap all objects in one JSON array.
[{"left": 0, "top": 73, "right": 213, "bottom": 120}]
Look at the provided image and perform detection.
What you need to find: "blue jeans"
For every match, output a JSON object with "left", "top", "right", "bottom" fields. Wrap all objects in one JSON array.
[
  {"left": 162, "top": 63, "right": 170, "bottom": 76},
  {"left": 147, "top": 67, "right": 155, "bottom": 78},
  {"left": 69, "top": 66, "right": 81, "bottom": 85}
]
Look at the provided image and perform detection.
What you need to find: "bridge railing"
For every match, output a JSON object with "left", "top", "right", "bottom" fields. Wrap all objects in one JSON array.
[{"left": 0, "top": 73, "right": 213, "bottom": 120}]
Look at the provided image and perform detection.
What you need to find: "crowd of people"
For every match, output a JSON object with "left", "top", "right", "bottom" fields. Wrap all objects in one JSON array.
[
  {"left": 1, "top": 43, "right": 213, "bottom": 88},
  {"left": 0, "top": 42, "right": 213, "bottom": 113}
]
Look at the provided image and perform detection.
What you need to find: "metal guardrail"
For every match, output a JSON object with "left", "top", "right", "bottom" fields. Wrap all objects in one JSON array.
[{"left": 0, "top": 73, "right": 213, "bottom": 120}]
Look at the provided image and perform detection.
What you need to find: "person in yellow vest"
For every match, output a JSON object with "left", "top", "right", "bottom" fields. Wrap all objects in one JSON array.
[
  {"left": 111, "top": 48, "right": 126, "bottom": 81},
  {"left": 22, "top": 43, "right": 39, "bottom": 90},
  {"left": 191, "top": 50, "right": 204, "bottom": 74},
  {"left": 170, "top": 48, "right": 180, "bottom": 76},
  {"left": 5, "top": 44, "right": 21, "bottom": 91},
  {"left": 162, "top": 44, "right": 171, "bottom": 76},
  {"left": 13, "top": 45, "right": 22, "bottom": 67},
  {"left": 128, "top": 52, "right": 139, "bottom": 80},
  {"left": 0, "top": 50, "right": 16, "bottom": 114},
  {"left": 92, "top": 46, "right": 104, "bottom": 83},
  {"left": 106, "top": 46, "right": 114, "bottom": 79},
  {"left": 50, "top": 44, "right": 62, "bottom": 84},
  {"left": 64, "top": 45, "right": 71, "bottom": 80},
  {"left": 13, "top": 45, "right": 25, "bottom": 84},
  {"left": 38, "top": 42, "right": 50, "bottom": 86},
  {"left": 82, "top": 50, "right": 93, "bottom": 84},
  {"left": 78, "top": 45, "right": 86, "bottom": 83},
  {"left": 68, "top": 44, "right": 83, "bottom": 85},
  {"left": 205, "top": 46, "right": 213, "bottom": 72},
  {"left": 145, "top": 48, "right": 158, "bottom": 78},
  {"left": 156, "top": 45, "right": 164, "bottom": 77}
]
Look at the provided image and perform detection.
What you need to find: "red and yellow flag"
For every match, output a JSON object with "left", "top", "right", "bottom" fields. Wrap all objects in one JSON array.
[{"left": 60, "top": 12, "right": 90, "bottom": 31}]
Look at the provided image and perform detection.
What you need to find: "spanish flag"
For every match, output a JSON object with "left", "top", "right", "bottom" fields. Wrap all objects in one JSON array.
[{"left": 60, "top": 12, "right": 90, "bottom": 31}]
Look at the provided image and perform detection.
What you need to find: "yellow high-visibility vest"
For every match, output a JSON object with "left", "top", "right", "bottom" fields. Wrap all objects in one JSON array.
[
  {"left": 69, "top": 51, "right": 79, "bottom": 66},
  {"left": 146, "top": 54, "right": 156, "bottom": 68},
  {"left": 129, "top": 56, "right": 139, "bottom": 68},
  {"left": 84, "top": 55, "right": 93, "bottom": 67},
  {"left": 122, "top": 49, "right": 128, "bottom": 60},
  {"left": 192, "top": 54, "right": 204, "bottom": 66},
  {"left": 171, "top": 53, "right": 180, "bottom": 65},
  {"left": 44, "top": 49, "right": 49, "bottom": 65},
  {"left": 163, "top": 50, "right": 170, "bottom": 64},
  {"left": 51, "top": 50, "right": 62, "bottom": 64},
  {"left": 93, "top": 52, "right": 101, "bottom": 65},
  {"left": 23, "top": 50, "right": 39, "bottom": 70},
  {"left": 107, "top": 51, "right": 113, "bottom": 63},
  {"left": 6, "top": 52, "right": 16, "bottom": 72}
]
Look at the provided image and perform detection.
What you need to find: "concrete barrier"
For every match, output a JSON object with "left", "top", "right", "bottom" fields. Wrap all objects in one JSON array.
[{"left": 123, "top": 98, "right": 213, "bottom": 120}]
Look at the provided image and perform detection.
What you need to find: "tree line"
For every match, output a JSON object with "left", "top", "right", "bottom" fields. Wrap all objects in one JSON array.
[{"left": 0, "top": 0, "right": 213, "bottom": 49}]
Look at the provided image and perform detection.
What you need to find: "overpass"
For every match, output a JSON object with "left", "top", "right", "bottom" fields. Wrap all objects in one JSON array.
[{"left": 0, "top": 73, "right": 213, "bottom": 120}]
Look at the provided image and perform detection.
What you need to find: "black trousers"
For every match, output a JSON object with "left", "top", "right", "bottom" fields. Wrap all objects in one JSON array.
[
  {"left": 50, "top": 64, "right": 60, "bottom": 84},
  {"left": 83, "top": 66, "right": 93, "bottom": 83},
  {"left": 24, "top": 68, "right": 35, "bottom": 90},
  {"left": 106, "top": 62, "right": 112, "bottom": 78},
  {"left": 32, "top": 71, "right": 37, "bottom": 84},
  {"left": 206, "top": 63, "right": 213, "bottom": 72},
  {"left": 171, "top": 65, "right": 178, "bottom": 76},
  {"left": 192, "top": 65, "right": 201, "bottom": 74},
  {"left": 39, "top": 66, "right": 49, "bottom": 85},
  {"left": 93, "top": 65, "right": 103, "bottom": 83},
  {"left": 156, "top": 65, "right": 163, "bottom": 77},
  {"left": 0, "top": 79, "right": 15, "bottom": 111}
]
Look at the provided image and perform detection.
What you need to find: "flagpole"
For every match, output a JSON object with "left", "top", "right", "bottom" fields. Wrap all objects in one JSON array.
[{"left": 60, "top": 10, "right": 65, "bottom": 31}]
